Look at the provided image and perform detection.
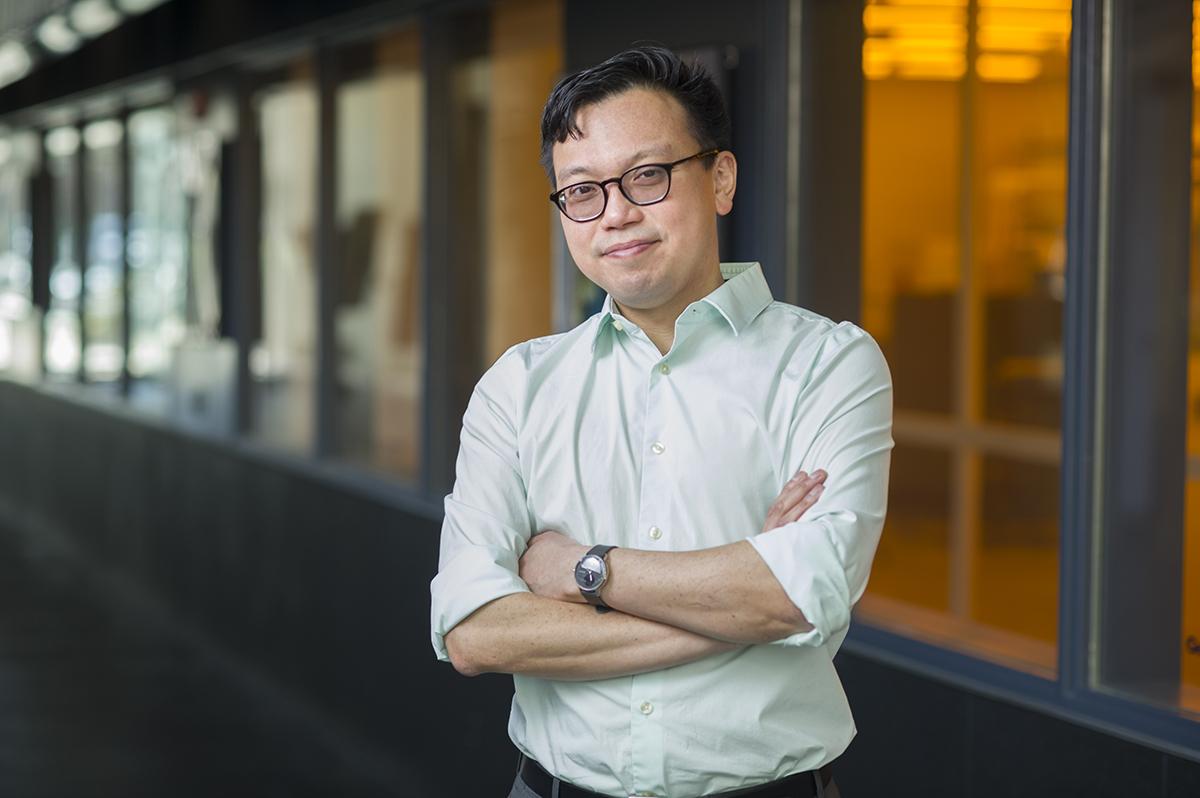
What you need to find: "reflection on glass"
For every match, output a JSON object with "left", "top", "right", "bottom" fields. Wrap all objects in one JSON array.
[
  {"left": 868, "top": 445, "right": 951, "bottom": 611},
  {"left": 251, "top": 60, "right": 317, "bottom": 453},
  {"left": 1181, "top": 1, "right": 1200, "bottom": 714},
  {"left": 128, "top": 107, "right": 187, "bottom": 382},
  {"left": 45, "top": 126, "right": 81, "bottom": 378},
  {"left": 82, "top": 118, "right": 125, "bottom": 382},
  {"left": 0, "top": 132, "right": 37, "bottom": 375},
  {"left": 334, "top": 28, "right": 424, "bottom": 478},
  {"left": 857, "top": 0, "right": 1069, "bottom": 675}
]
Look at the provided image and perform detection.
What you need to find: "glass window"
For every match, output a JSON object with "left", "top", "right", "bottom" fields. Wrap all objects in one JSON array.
[
  {"left": 128, "top": 107, "right": 187, "bottom": 386},
  {"left": 0, "top": 132, "right": 37, "bottom": 377},
  {"left": 1181, "top": 0, "right": 1200, "bottom": 715},
  {"left": 857, "top": 0, "right": 1070, "bottom": 675},
  {"left": 82, "top": 118, "right": 125, "bottom": 383},
  {"left": 44, "top": 125, "right": 81, "bottom": 379},
  {"left": 479, "top": 0, "right": 562, "bottom": 365},
  {"left": 251, "top": 59, "right": 318, "bottom": 453},
  {"left": 333, "top": 27, "right": 424, "bottom": 479}
]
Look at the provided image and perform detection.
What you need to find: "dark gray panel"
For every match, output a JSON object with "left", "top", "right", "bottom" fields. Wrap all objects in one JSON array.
[
  {"left": 970, "top": 698, "right": 1164, "bottom": 798},
  {"left": 834, "top": 652, "right": 970, "bottom": 797},
  {"left": 1165, "top": 754, "right": 1200, "bottom": 798}
]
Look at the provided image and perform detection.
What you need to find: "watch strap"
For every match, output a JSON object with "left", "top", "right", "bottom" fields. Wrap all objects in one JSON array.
[{"left": 580, "top": 544, "right": 617, "bottom": 613}]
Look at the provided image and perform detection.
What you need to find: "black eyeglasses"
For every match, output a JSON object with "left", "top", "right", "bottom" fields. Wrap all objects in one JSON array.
[{"left": 549, "top": 149, "right": 719, "bottom": 223}]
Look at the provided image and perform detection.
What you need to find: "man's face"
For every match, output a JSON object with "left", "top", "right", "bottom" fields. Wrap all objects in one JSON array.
[{"left": 551, "top": 87, "right": 736, "bottom": 315}]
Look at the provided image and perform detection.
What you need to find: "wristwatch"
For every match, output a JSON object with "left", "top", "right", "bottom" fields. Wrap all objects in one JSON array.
[{"left": 574, "top": 544, "right": 617, "bottom": 613}]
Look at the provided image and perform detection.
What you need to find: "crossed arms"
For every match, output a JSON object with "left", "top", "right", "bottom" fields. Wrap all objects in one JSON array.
[{"left": 444, "top": 472, "right": 827, "bottom": 681}]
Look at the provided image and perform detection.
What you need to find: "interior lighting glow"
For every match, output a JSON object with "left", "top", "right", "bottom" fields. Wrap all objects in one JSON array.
[
  {"left": 83, "top": 118, "right": 124, "bottom": 149},
  {"left": 70, "top": 0, "right": 123, "bottom": 38},
  {"left": 980, "top": 0, "right": 1070, "bottom": 9},
  {"left": 115, "top": 0, "right": 168, "bottom": 12},
  {"left": 976, "top": 52, "right": 1042, "bottom": 82},
  {"left": 977, "top": 27, "right": 1066, "bottom": 53},
  {"left": 0, "top": 41, "right": 32, "bottom": 87},
  {"left": 864, "top": 5, "right": 965, "bottom": 30},
  {"left": 37, "top": 14, "right": 82, "bottom": 54},
  {"left": 977, "top": 8, "right": 1071, "bottom": 35},
  {"left": 46, "top": 127, "right": 80, "bottom": 157}
]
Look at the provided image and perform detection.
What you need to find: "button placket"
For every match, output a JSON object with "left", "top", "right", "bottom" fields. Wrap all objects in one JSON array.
[{"left": 629, "top": 337, "right": 668, "bottom": 798}]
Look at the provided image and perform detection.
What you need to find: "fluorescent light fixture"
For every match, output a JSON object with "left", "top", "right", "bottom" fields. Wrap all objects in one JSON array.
[
  {"left": 83, "top": 118, "right": 124, "bottom": 149},
  {"left": 46, "top": 126, "right": 80, "bottom": 158},
  {"left": 70, "top": 0, "right": 123, "bottom": 38},
  {"left": 0, "top": 41, "right": 32, "bottom": 87},
  {"left": 37, "top": 14, "right": 82, "bottom": 55},
  {"left": 115, "top": 0, "right": 168, "bottom": 13}
]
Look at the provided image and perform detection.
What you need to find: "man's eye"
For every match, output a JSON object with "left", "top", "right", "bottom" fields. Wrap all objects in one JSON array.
[
  {"left": 631, "top": 166, "right": 666, "bottom": 183},
  {"left": 566, "top": 184, "right": 599, "bottom": 200}
]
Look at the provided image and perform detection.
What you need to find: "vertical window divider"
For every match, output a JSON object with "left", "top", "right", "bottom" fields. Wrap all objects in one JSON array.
[
  {"left": 1060, "top": 0, "right": 1110, "bottom": 701},
  {"left": 232, "top": 77, "right": 262, "bottom": 437},
  {"left": 420, "top": 10, "right": 455, "bottom": 500},
  {"left": 119, "top": 109, "right": 132, "bottom": 398},
  {"left": 315, "top": 43, "right": 339, "bottom": 460},
  {"left": 949, "top": 0, "right": 981, "bottom": 626},
  {"left": 75, "top": 121, "right": 88, "bottom": 384},
  {"left": 31, "top": 129, "right": 51, "bottom": 380}
]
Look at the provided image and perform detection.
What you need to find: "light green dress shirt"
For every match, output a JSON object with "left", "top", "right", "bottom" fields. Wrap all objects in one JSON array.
[{"left": 430, "top": 262, "right": 893, "bottom": 797}]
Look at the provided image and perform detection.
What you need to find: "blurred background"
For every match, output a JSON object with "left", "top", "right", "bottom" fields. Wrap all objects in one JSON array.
[{"left": 0, "top": 0, "right": 1197, "bottom": 795}]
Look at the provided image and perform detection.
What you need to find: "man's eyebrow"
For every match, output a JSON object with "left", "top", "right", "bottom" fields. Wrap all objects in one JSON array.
[{"left": 556, "top": 146, "right": 674, "bottom": 184}]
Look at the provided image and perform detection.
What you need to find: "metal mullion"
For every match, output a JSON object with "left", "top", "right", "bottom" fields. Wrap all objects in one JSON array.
[
  {"left": 314, "top": 44, "right": 338, "bottom": 460},
  {"left": 75, "top": 123, "right": 88, "bottom": 384},
  {"left": 949, "top": 0, "right": 981, "bottom": 624},
  {"left": 232, "top": 77, "right": 263, "bottom": 437},
  {"left": 1059, "top": 0, "right": 1110, "bottom": 700},
  {"left": 119, "top": 109, "right": 131, "bottom": 397},
  {"left": 420, "top": 10, "right": 454, "bottom": 499}
]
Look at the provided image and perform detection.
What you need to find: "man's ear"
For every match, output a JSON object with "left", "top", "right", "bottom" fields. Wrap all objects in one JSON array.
[{"left": 713, "top": 151, "right": 738, "bottom": 216}]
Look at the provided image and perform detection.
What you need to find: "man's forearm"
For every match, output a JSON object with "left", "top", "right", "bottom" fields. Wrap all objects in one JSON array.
[
  {"left": 600, "top": 541, "right": 812, "bottom": 644},
  {"left": 444, "top": 592, "right": 738, "bottom": 681}
]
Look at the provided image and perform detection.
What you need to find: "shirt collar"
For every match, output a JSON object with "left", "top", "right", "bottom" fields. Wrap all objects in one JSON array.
[{"left": 590, "top": 262, "right": 773, "bottom": 352}]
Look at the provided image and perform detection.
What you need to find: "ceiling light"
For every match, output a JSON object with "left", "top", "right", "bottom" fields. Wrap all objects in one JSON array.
[
  {"left": 37, "top": 14, "right": 81, "bottom": 55},
  {"left": 0, "top": 41, "right": 32, "bottom": 88},
  {"left": 115, "top": 0, "right": 168, "bottom": 13},
  {"left": 70, "top": 0, "right": 123, "bottom": 38}
]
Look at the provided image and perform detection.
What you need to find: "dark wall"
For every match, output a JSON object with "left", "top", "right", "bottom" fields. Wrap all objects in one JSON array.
[
  {"left": 0, "top": 380, "right": 516, "bottom": 796},
  {"left": 834, "top": 653, "right": 1200, "bottom": 798}
]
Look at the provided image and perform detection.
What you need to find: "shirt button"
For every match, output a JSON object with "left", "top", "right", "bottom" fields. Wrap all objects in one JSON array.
[
  {"left": 659, "top": 363, "right": 671, "bottom": 375},
  {"left": 650, "top": 442, "right": 665, "bottom": 455},
  {"left": 640, "top": 701, "right": 654, "bottom": 715},
  {"left": 613, "top": 320, "right": 624, "bottom": 332},
  {"left": 648, "top": 526, "right": 662, "bottom": 540}
]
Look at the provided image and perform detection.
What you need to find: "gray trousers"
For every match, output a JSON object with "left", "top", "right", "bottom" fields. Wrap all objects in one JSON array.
[{"left": 507, "top": 773, "right": 842, "bottom": 798}]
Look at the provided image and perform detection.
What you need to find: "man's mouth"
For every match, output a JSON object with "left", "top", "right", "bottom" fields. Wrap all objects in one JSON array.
[{"left": 602, "top": 239, "right": 657, "bottom": 258}]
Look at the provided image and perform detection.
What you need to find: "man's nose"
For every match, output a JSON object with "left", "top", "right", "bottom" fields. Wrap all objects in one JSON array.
[{"left": 600, "top": 182, "right": 642, "bottom": 227}]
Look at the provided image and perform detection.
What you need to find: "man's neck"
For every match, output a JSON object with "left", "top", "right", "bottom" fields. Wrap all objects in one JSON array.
[{"left": 613, "top": 268, "right": 726, "bottom": 356}]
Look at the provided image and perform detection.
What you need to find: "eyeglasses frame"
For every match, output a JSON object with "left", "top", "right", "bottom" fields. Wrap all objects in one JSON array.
[{"left": 548, "top": 148, "right": 721, "bottom": 223}]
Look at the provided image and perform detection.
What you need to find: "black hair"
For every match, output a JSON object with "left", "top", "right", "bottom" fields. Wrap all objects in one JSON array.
[{"left": 539, "top": 44, "right": 731, "bottom": 185}]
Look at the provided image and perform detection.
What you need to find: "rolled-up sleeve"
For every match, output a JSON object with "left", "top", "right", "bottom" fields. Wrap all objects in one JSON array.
[
  {"left": 747, "top": 326, "right": 893, "bottom": 650},
  {"left": 430, "top": 350, "right": 532, "bottom": 661}
]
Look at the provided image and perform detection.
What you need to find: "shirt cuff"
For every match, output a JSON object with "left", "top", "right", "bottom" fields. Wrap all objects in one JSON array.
[
  {"left": 429, "top": 544, "right": 530, "bottom": 661},
  {"left": 746, "top": 515, "right": 853, "bottom": 648}
]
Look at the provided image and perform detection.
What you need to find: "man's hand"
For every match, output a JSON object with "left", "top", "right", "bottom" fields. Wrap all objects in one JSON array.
[
  {"left": 761, "top": 469, "right": 826, "bottom": 533},
  {"left": 519, "top": 471, "right": 827, "bottom": 602},
  {"left": 520, "top": 531, "right": 588, "bottom": 602}
]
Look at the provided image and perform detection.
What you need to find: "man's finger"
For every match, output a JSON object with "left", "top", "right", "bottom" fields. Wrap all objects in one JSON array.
[
  {"left": 779, "top": 483, "right": 824, "bottom": 525},
  {"left": 774, "top": 469, "right": 826, "bottom": 509}
]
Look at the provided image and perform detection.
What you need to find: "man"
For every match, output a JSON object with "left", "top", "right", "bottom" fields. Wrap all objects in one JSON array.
[{"left": 430, "top": 45, "right": 892, "bottom": 798}]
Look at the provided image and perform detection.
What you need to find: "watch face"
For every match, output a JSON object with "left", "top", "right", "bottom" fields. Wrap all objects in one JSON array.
[{"left": 575, "top": 554, "right": 605, "bottom": 590}]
